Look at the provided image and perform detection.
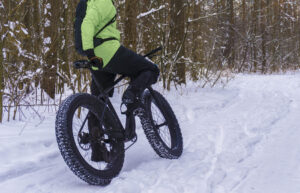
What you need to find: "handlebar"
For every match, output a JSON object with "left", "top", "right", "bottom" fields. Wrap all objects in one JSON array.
[
  {"left": 73, "top": 60, "right": 91, "bottom": 69},
  {"left": 73, "top": 46, "right": 162, "bottom": 69},
  {"left": 143, "top": 46, "right": 162, "bottom": 59}
]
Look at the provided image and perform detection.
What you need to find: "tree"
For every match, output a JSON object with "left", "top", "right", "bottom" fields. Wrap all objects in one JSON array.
[
  {"left": 0, "top": 1, "right": 4, "bottom": 122},
  {"left": 1, "top": 0, "right": 300, "bottom": 122},
  {"left": 42, "top": 0, "right": 59, "bottom": 99},
  {"left": 167, "top": 0, "right": 187, "bottom": 89},
  {"left": 124, "top": 0, "right": 138, "bottom": 50}
]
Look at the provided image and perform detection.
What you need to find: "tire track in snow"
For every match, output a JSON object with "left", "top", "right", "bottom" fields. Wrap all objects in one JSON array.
[
  {"left": 205, "top": 126, "right": 225, "bottom": 193},
  {"left": 0, "top": 151, "right": 60, "bottom": 183},
  {"left": 205, "top": 78, "right": 294, "bottom": 193}
]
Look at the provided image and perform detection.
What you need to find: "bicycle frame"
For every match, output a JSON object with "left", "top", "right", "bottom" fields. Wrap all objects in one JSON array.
[
  {"left": 76, "top": 47, "right": 162, "bottom": 141},
  {"left": 91, "top": 72, "right": 126, "bottom": 130}
]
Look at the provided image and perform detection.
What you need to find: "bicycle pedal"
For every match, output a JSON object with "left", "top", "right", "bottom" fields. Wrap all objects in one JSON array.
[
  {"left": 124, "top": 132, "right": 137, "bottom": 142},
  {"left": 130, "top": 135, "right": 137, "bottom": 143},
  {"left": 104, "top": 129, "right": 125, "bottom": 140},
  {"left": 124, "top": 135, "right": 138, "bottom": 151}
]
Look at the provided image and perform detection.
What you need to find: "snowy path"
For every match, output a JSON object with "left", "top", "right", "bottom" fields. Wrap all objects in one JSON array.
[{"left": 1, "top": 74, "right": 300, "bottom": 193}]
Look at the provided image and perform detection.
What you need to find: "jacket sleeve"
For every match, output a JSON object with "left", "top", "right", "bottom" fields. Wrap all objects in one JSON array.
[{"left": 81, "top": 5, "right": 102, "bottom": 51}]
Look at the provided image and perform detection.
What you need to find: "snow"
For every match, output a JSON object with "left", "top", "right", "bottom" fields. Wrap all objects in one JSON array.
[
  {"left": 21, "top": 27, "right": 28, "bottom": 35},
  {"left": 9, "top": 21, "right": 16, "bottom": 31},
  {"left": 1, "top": 74, "right": 300, "bottom": 193},
  {"left": 137, "top": 5, "right": 166, "bottom": 19},
  {"left": 43, "top": 37, "right": 51, "bottom": 45},
  {"left": 45, "top": 3, "right": 51, "bottom": 9},
  {"left": 44, "top": 19, "right": 50, "bottom": 28}
]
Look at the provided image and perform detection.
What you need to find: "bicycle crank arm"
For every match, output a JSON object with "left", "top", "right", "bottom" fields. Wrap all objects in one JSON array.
[{"left": 103, "top": 129, "right": 125, "bottom": 141}]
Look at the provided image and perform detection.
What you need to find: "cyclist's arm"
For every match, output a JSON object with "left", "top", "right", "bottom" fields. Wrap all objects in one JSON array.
[{"left": 81, "top": 4, "right": 102, "bottom": 51}]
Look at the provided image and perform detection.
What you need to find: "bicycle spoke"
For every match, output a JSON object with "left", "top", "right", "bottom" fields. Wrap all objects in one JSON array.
[
  {"left": 83, "top": 151, "right": 89, "bottom": 159},
  {"left": 156, "top": 121, "right": 168, "bottom": 128},
  {"left": 150, "top": 101, "right": 172, "bottom": 148},
  {"left": 160, "top": 127, "right": 171, "bottom": 147}
]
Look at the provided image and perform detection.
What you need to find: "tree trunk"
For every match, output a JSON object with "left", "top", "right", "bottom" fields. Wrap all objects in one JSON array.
[
  {"left": 242, "top": 0, "right": 246, "bottom": 24},
  {"left": 42, "top": 0, "right": 59, "bottom": 99},
  {"left": 124, "top": 0, "right": 138, "bottom": 50},
  {"left": 0, "top": 4, "right": 5, "bottom": 123},
  {"left": 167, "top": 0, "right": 186, "bottom": 89},
  {"left": 0, "top": 36, "right": 3, "bottom": 123},
  {"left": 227, "top": 0, "right": 235, "bottom": 69},
  {"left": 261, "top": 0, "right": 267, "bottom": 73},
  {"left": 252, "top": 0, "right": 259, "bottom": 72},
  {"left": 191, "top": 1, "right": 204, "bottom": 81}
]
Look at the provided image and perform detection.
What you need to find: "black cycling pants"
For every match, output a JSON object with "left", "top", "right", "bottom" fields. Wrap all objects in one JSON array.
[{"left": 91, "top": 46, "right": 160, "bottom": 97}]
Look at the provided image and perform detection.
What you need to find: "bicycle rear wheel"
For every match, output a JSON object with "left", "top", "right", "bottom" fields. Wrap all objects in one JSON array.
[
  {"left": 55, "top": 93, "right": 124, "bottom": 185},
  {"left": 139, "top": 89, "right": 183, "bottom": 159}
]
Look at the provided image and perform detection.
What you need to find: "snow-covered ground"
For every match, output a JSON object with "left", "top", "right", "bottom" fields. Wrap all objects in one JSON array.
[{"left": 1, "top": 74, "right": 300, "bottom": 193}]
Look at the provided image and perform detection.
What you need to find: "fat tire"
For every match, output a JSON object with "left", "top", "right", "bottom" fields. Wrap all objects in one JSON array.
[
  {"left": 55, "top": 93, "right": 124, "bottom": 185},
  {"left": 139, "top": 90, "right": 183, "bottom": 159}
]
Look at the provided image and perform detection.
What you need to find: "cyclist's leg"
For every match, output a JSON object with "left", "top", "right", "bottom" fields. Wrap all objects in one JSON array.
[
  {"left": 89, "top": 70, "right": 116, "bottom": 128},
  {"left": 103, "top": 46, "right": 159, "bottom": 103},
  {"left": 88, "top": 71, "right": 116, "bottom": 162},
  {"left": 122, "top": 70, "right": 157, "bottom": 103},
  {"left": 91, "top": 70, "right": 117, "bottom": 97}
]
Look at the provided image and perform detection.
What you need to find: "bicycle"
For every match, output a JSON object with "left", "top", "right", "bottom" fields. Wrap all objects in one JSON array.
[{"left": 55, "top": 47, "right": 183, "bottom": 185}]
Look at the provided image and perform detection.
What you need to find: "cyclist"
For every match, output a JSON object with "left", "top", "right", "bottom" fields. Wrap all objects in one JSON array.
[
  {"left": 78, "top": 0, "right": 159, "bottom": 161},
  {"left": 80, "top": 0, "right": 159, "bottom": 104}
]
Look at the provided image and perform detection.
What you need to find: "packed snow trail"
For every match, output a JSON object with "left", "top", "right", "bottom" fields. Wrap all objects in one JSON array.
[{"left": 0, "top": 74, "right": 300, "bottom": 193}]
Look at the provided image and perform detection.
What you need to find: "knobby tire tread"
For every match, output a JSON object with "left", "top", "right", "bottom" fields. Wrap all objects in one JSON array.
[
  {"left": 55, "top": 93, "right": 124, "bottom": 186},
  {"left": 139, "top": 90, "right": 183, "bottom": 159}
]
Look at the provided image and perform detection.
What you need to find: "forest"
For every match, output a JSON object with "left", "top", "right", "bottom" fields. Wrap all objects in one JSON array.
[{"left": 0, "top": 0, "right": 299, "bottom": 122}]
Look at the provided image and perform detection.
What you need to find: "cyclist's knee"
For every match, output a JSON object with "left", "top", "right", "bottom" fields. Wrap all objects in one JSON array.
[
  {"left": 91, "top": 80, "right": 100, "bottom": 96},
  {"left": 143, "top": 70, "right": 159, "bottom": 85},
  {"left": 151, "top": 65, "right": 160, "bottom": 84}
]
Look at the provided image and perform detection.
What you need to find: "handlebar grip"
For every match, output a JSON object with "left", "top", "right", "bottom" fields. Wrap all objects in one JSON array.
[
  {"left": 143, "top": 46, "right": 163, "bottom": 58},
  {"left": 73, "top": 60, "right": 91, "bottom": 69}
]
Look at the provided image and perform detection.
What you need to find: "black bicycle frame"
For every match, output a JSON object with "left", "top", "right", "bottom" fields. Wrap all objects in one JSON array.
[
  {"left": 90, "top": 72, "right": 125, "bottom": 131},
  {"left": 85, "top": 47, "right": 162, "bottom": 139}
]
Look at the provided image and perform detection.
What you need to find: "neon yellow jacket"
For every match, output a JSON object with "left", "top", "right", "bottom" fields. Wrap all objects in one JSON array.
[{"left": 81, "top": 0, "right": 120, "bottom": 67}]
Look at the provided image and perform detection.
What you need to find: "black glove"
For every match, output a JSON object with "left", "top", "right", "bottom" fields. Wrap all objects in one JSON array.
[{"left": 84, "top": 49, "right": 103, "bottom": 70}]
